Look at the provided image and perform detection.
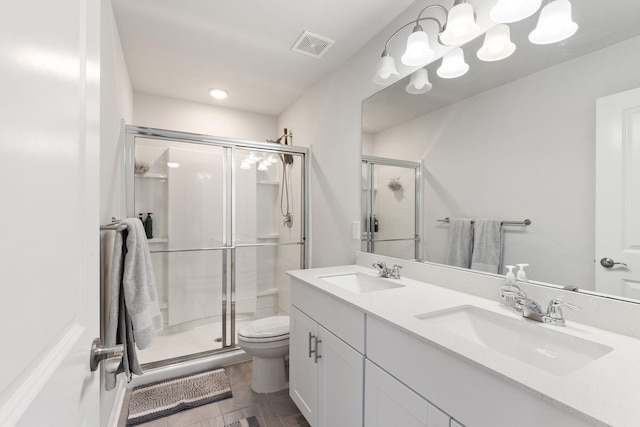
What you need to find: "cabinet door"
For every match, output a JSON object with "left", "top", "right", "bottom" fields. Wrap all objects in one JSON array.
[
  {"left": 365, "top": 360, "right": 429, "bottom": 427},
  {"left": 317, "top": 325, "right": 364, "bottom": 427},
  {"left": 427, "top": 402, "right": 451, "bottom": 427},
  {"left": 290, "top": 306, "right": 319, "bottom": 425}
]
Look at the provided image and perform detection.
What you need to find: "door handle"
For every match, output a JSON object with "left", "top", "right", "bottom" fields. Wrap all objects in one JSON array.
[
  {"left": 89, "top": 338, "right": 124, "bottom": 372},
  {"left": 308, "top": 332, "right": 313, "bottom": 358},
  {"left": 600, "top": 257, "right": 628, "bottom": 268}
]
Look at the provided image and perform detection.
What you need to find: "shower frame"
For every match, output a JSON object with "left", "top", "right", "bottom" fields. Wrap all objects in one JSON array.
[
  {"left": 361, "top": 155, "right": 423, "bottom": 259},
  {"left": 123, "top": 125, "right": 309, "bottom": 367}
]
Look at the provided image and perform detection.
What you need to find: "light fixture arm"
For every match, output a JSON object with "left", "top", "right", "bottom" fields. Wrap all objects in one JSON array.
[{"left": 379, "top": 5, "right": 447, "bottom": 57}]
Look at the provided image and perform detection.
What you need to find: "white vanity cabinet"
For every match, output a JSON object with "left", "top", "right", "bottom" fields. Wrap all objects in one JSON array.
[
  {"left": 365, "top": 360, "right": 454, "bottom": 427},
  {"left": 290, "top": 278, "right": 365, "bottom": 427},
  {"left": 367, "top": 316, "right": 590, "bottom": 427}
]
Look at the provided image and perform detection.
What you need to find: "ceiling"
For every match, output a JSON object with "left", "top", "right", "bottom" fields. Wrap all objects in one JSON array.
[
  {"left": 110, "top": 0, "right": 414, "bottom": 117},
  {"left": 363, "top": 0, "right": 640, "bottom": 134}
]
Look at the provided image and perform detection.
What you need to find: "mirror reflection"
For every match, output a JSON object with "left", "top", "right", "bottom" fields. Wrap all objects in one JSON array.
[{"left": 362, "top": 0, "right": 640, "bottom": 302}]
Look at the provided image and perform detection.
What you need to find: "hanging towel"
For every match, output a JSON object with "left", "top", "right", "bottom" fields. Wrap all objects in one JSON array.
[
  {"left": 105, "top": 218, "right": 163, "bottom": 390},
  {"left": 471, "top": 219, "right": 503, "bottom": 274},
  {"left": 445, "top": 218, "right": 473, "bottom": 268}
]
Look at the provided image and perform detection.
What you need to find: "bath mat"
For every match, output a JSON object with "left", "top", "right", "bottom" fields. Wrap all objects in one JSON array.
[
  {"left": 224, "top": 416, "right": 260, "bottom": 427},
  {"left": 126, "top": 368, "right": 232, "bottom": 426}
]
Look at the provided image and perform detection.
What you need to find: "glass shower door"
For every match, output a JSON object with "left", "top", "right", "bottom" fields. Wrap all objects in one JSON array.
[
  {"left": 132, "top": 137, "right": 230, "bottom": 365},
  {"left": 233, "top": 147, "right": 305, "bottom": 344}
]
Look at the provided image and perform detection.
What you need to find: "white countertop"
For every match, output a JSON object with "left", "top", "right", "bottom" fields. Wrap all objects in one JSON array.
[{"left": 288, "top": 264, "right": 640, "bottom": 427}]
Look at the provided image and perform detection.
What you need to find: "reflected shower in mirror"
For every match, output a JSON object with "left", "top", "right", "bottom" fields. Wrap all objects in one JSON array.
[{"left": 362, "top": 0, "right": 640, "bottom": 302}]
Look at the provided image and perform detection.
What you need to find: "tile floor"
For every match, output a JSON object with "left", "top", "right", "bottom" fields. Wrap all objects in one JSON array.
[{"left": 117, "top": 361, "right": 310, "bottom": 427}]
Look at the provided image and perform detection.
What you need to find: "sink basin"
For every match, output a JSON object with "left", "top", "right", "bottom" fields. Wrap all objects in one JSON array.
[
  {"left": 416, "top": 306, "right": 613, "bottom": 376},
  {"left": 319, "top": 272, "right": 405, "bottom": 294}
]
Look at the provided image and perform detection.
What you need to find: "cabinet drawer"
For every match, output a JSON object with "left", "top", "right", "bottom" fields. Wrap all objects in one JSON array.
[{"left": 291, "top": 277, "right": 365, "bottom": 353}]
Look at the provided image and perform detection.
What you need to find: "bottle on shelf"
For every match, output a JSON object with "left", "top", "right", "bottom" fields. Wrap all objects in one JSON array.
[
  {"left": 138, "top": 213, "right": 145, "bottom": 224},
  {"left": 144, "top": 213, "right": 154, "bottom": 239}
]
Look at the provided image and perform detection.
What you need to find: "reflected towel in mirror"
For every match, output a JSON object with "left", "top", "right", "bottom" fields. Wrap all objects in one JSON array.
[
  {"left": 446, "top": 218, "right": 473, "bottom": 268},
  {"left": 471, "top": 219, "right": 503, "bottom": 273}
]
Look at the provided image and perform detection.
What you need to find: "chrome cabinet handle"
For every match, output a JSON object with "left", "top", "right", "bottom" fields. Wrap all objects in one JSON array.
[
  {"left": 308, "top": 332, "right": 313, "bottom": 358},
  {"left": 600, "top": 257, "right": 628, "bottom": 268},
  {"left": 314, "top": 336, "right": 322, "bottom": 364}
]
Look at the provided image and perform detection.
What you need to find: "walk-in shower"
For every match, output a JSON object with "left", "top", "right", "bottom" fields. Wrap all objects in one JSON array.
[{"left": 124, "top": 126, "right": 308, "bottom": 368}]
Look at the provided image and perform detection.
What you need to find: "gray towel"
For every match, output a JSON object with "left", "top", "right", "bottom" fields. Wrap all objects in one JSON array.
[
  {"left": 446, "top": 218, "right": 473, "bottom": 268},
  {"left": 105, "top": 218, "right": 163, "bottom": 390},
  {"left": 471, "top": 219, "right": 503, "bottom": 273}
]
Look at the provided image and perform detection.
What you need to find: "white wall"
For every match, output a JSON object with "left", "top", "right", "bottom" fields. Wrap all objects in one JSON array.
[
  {"left": 101, "top": 0, "right": 133, "bottom": 224},
  {"left": 369, "top": 36, "right": 640, "bottom": 290},
  {"left": 133, "top": 92, "right": 278, "bottom": 141},
  {"left": 278, "top": 2, "right": 433, "bottom": 268},
  {"left": 100, "top": 2, "right": 134, "bottom": 425}
]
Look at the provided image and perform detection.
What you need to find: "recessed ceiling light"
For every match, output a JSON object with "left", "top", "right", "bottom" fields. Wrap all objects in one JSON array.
[{"left": 209, "top": 89, "right": 229, "bottom": 100}]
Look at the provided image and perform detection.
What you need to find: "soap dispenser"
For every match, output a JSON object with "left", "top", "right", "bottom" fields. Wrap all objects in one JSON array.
[
  {"left": 516, "top": 263, "right": 529, "bottom": 282},
  {"left": 144, "top": 213, "right": 154, "bottom": 239},
  {"left": 499, "top": 265, "right": 524, "bottom": 310}
]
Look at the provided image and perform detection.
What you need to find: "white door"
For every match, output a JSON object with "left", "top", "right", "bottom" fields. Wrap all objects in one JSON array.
[
  {"left": 0, "top": 0, "right": 102, "bottom": 426},
  {"left": 595, "top": 87, "right": 640, "bottom": 299},
  {"left": 316, "top": 325, "right": 363, "bottom": 427},
  {"left": 289, "top": 307, "right": 318, "bottom": 425}
]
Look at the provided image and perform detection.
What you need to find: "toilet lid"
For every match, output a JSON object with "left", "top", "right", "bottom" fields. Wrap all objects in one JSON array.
[{"left": 238, "top": 315, "right": 290, "bottom": 340}]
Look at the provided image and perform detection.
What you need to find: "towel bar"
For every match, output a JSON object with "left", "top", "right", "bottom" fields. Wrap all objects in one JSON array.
[{"left": 437, "top": 217, "right": 531, "bottom": 226}]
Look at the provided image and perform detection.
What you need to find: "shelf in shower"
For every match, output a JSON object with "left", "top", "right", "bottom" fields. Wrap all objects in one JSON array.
[
  {"left": 257, "top": 180, "right": 279, "bottom": 185},
  {"left": 136, "top": 173, "right": 168, "bottom": 180},
  {"left": 148, "top": 237, "right": 168, "bottom": 243}
]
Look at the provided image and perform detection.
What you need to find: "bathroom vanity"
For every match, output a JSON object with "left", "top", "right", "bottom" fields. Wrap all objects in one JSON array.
[{"left": 288, "top": 255, "right": 640, "bottom": 427}]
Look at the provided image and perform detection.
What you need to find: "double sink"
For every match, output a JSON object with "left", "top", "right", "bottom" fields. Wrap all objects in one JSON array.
[{"left": 318, "top": 272, "right": 612, "bottom": 376}]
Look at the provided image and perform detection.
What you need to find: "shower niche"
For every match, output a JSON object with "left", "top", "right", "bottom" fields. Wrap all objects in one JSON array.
[{"left": 127, "top": 127, "right": 307, "bottom": 367}]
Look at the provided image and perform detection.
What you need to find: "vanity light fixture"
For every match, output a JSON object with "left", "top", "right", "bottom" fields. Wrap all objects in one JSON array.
[
  {"left": 374, "top": 0, "right": 577, "bottom": 94},
  {"left": 209, "top": 88, "right": 229, "bottom": 100},
  {"left": 477, "top": 24, "right": 516, "bottom": 61},
  {"left": 528, "top": 0, "right": 578, "bottom": 45},
  {"left": 490, "top": 0, "right": 541, "bottom": 23},
  {"left": 437, "top": 48, "right": 469, "bottom": 79},
  {"left": 401, "top": 24, "right": 435, "bottom": 66},
  {"left": 406, "top": 68, "right": 433, "bottom": 94},
  {"left": 372, "top": 4, "right": 447, "bottom": 83},
  {"left": 439, "top": 0, "right": 481, "bottom": 46},
  {"left": 373, "top": 52, "right": 400, "bottom": 85}
]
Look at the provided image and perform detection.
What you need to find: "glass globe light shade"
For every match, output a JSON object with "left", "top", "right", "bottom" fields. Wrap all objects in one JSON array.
[
  {"left": 529, "top": 0, "right": 578, "bottom": 45},
  {"left": 477, "top": 24, "right": 516, "bottom": 61}
]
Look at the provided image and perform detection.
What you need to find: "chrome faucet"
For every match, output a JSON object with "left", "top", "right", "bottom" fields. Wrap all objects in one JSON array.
[
  {"left": 372, "top": 261, "right": 403, "bottom": 279},
  {"left": 515, "top": 296, "right": 580, "bottom": 326}
]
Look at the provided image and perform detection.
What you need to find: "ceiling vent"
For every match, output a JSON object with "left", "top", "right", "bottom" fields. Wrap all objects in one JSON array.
[{"left": 291, "top": 31, "right": 334, "bottom": 58}]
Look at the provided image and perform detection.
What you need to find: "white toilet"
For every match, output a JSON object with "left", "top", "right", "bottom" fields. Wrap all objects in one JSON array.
[{"left": 237, "top": 315, "right": 290, "bottom": 393}]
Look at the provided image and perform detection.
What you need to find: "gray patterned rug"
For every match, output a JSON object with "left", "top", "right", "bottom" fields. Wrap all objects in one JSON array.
[
  {"left": 126, "top": 368, "right": 232, "bottom": 426},
  {"left": 224, "top": 416, "right": 260, "bottom": 427}
]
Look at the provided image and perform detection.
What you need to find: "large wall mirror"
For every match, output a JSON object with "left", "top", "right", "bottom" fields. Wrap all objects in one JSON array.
[{"left": 362, "top": 0, "right": 640, "bottom": 303}]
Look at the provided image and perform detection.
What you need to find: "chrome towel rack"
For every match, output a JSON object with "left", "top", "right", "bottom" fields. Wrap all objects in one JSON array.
[
  {"left": 437, "top": 217, "right": 531, "bottom": 226},
  {"left": 100, "top": 217, "right": 127, "bottom": 231}
]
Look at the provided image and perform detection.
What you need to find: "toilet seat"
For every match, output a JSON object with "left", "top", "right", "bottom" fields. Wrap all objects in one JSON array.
[{"left": 238, "top": 315, "right": 290, "bottom": 343}]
